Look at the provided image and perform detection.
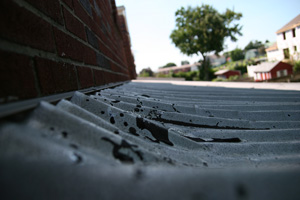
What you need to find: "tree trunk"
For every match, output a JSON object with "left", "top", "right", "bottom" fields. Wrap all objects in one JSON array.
[
  {"left": 198, "top": 54, "right": 209, "bottom": 81},
  {"left": 203, "top": 56, "right": 209, "bottom": 81}
]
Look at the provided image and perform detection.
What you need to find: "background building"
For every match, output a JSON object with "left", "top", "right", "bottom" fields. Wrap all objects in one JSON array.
[
  {"left": 266, "top": 14, "right": 300, "bottom": 61},
  {"left": 214, "top": 69, "right": 241, "bottom": 79}
]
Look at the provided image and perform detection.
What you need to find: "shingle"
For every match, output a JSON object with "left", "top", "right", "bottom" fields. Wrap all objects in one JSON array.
[
  {"left": 276, "top": 14, "right": 300, "bottom": 34},
  {"left": 0, "top": 82, "right": 300, "bottom": 199}
]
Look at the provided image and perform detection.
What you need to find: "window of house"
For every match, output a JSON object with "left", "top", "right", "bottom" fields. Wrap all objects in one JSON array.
[
  {"left": 284, "top": 48, "right": 290, "bottom": 59},
  {"left": 276, "top": 70, "right": 288, "bottom": 78},
  {"left": 292, "top": 28, "right": 296, "bottom": 37},
  {"left": 283, "top": 32, "right": 286, "bottom": 40},
  {"left": 295, "top": 46, "right": 297, "bottom": 52}
]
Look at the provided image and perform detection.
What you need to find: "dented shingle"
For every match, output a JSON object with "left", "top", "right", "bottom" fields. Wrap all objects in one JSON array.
[{"left": 1, "top": 82, "right": 300, "bottom": 199}]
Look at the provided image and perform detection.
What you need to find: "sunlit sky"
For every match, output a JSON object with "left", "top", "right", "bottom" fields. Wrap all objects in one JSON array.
[{"left": 115, "top": 0, "right": 300, "bottom": 73}]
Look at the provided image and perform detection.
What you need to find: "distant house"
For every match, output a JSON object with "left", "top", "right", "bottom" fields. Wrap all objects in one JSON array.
[
  {"left": 245, "top": 49, "right": 259, "bottom": 60},
  {"left": 158, "top": 63, "right": 199, "bottom": 75},
  {"left": 248, "top": 61, "right": 293, "bottom": 82},
  {"left": 214, "top": 69, "right": 241, "bottom": 79},
  {"left": 266, "top": 42, "right": 283, "bottom": 61},
  {"left": 266, "top": 14, "right": 300, "bottom": 61},
  {"left": 207, "top": 55, "right": 226, "bottom": 67}
]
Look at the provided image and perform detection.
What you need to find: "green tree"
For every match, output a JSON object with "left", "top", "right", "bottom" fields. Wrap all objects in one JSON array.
[
  {"left": 294, "top": 60, "right": 300, "bottom": 73},
  {"left": 139, "top": 67, "right": 154, "bottom": 77},
  {"left": 170, "top": 4, "right": 242, "bottom": 80},
  {"left": 244, "top": 40, "right": 263, "bottom": 51},
  {"left": 230, "top": 48, "right": 244, "bottom": 61},
  {"left": 159, "top": 62, "right": 177, "bottom": 68},
  {"left": 244, "top": 40, "right": 266, "bottom": 55},
  {"left": 181, "top": 60, "right": 190, "bottom": 65}
]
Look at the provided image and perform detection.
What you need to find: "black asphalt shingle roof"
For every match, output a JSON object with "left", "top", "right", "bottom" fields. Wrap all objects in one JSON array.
[{"left": 1, "top": 82, "right": 300, "bottom": 199}]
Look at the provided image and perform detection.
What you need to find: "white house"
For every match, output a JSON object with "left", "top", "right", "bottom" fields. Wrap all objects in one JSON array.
[
  {"left": 266, "top": 14, "right": 300, "bottom": 61},
  {"left": 207, "top": 55, "right": 226, "bottom": 67}
]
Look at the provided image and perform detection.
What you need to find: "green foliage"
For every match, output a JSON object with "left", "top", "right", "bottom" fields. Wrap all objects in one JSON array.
[
  {"left": 223, "top": 51, "right": 230, "bottom": 59},
  {"left": 294, "top": 60, "right": 300, "bottom": 72},
  {"left": 244, "top": 40, "right": 266, "bottom": 55},
  {"left": 172, "top": 71, "right": 198, "bottom": 81},
  {"left": 230, "top": 48, "right": 244, "bottom": 61},
  {"left": 244, "top": 40, "right": 262, "bottom": 51},
  {"left": 139, "top": 72, "right": 150, "bottom": 77},
  {"left": 156, "top": 72, "right": 173, "bottom": 78},
  {"left": 181, "top": 60, "right": 190, "bottom": 65},
  {"left": 159, "top": 62, "right": 177, "bottom": 68},
  {"left": 170, "top": 4, "right": 242, "bottom": 56},
  {"left": 197, "top": 60, "right": 216, "bottom": 81},
  {"left": 228, "top": 75, "right": 239, "bottom": 81},
  {"left": 214, "top": 59, "right": 256, "bottom": 76},
  {"left": 138, "top": 67, "right": 154, "bottom": 77},
  {"left": 170, "top": 4, "right": 242, "bottom": 80},
  {"left": 233, "top": 64, "right": 247, "bottom": 75},
  {"left": 212, "top": 77, "right": 227, "bottom": 82}
]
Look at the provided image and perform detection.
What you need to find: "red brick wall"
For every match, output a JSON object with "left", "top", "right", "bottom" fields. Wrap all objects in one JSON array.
[
  {"left": 0, "top": 0, "right": 135, "bottom": 103},
  {"left": 117, "top": 13, "right": 136, "bottom": 79}
]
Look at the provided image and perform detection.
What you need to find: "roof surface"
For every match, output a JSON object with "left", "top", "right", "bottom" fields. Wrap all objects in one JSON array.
[
  {"left": 158, "top": 63, "right": 200, "bottom": 72},
  {"left": 214, "top": 69, "right": 230, "bottom": 75},
  {"left": 265, "top": 42, "right": 278, "bottom": 52},
  {"left": 1, "top": 82, "right": 300, "bottom": 199},
  {"left": 276, "top": 14, "right": 300, "bottom": 34},
  {"left": 252, "top": 61, "right": 281, "bottom": 73}
]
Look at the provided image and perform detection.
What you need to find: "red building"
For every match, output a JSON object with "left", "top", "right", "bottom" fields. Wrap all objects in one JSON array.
[
  {"left": 0, "top": 0, "right": 136, "bottom": 104},
  {"left": 214, "top": 70, "right": 241, "bottom": 79},
  {"left": 253, "top": 61, "right": 293, "bottom": 82}
]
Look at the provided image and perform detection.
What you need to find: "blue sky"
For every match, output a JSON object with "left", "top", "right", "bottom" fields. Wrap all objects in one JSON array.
[{"left": 116, "top": 0, "right": 300, "bottom": 73}]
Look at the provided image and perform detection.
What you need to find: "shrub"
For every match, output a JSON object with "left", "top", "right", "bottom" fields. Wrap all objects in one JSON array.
[{"left": 294, "top": 60, "right": 300, "bottom": 73}]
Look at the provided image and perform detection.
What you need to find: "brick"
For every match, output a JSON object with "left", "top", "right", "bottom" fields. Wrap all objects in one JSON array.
[
  {"left": 93, "top": 69, "right": 105, "bottom": 86},
  {"left": 78, "top": 0, "right": 92, "bottom": 16},
  {"left": 85, "top": 27, "right": 99, "bottom": 49},
  {"left": 96, "top": 53, "right": 111, "bottom": 70},
  {"left": 24, "top": 0, "right": 63, "bottom": 24},
  {"left": 0, "top": 0, "right": 55, "bottom": 52},
  {"left": 63, "top": 7, "right": 86, "bottom": 40},
  {"left": 92, "top": 8, "right": 102, "bottom": 32},
  {"left": 77, "top": 66, "right": 94, "bottom": 88},
  {"left": 35, "top": 57, "right": 78, "bottom": 95},
  {"left": 62, "top": 0, "right": 73, "bottom": 9},
  {"left": 0, "top": 50, "right": 38, "bottom": 102},
  {"left": 93, "top": 0, "right": 102, "bottom": 17},
  {"left": 53, "top": 28, "right": 97, "bottom": 65},
  {"left": 73, "top": 0, "right": 93, "bottom": 26}
]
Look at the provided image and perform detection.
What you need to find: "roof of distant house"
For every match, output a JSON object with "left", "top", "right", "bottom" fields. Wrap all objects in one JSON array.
[
  {"left": 158, "top": 63, "right": 200, "bottom": 72},
  {"left": 265, "top": 42, "right": 278, "bottom": 52},
  {"left": 207, "top": 54, "right": 225, "bottom": 59},
  {"left": 252, "top": 61, "right": 281, "bottom": 73},
  {"left": 276, "top": 14, "right": 300, "bottom": 34},
  {"left": 214, "top": 69, "right": 240, "bottom": 75}
]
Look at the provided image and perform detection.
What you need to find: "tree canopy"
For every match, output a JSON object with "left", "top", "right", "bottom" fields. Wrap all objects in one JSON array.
[
  {"left": 139, "top": 67, "right": 154, "bottom": 77},
  {"left": 244, "top": 40, "right": 266, "bottom": 55},
  {"left": 244, "top": 40, "right": 262, "bottom": 51},
  {"left": 181, "top": 60, "right": 190, "bottom": 65},
  {"left": 170, "top": 4, "right": 242, "bottom": 80},
  {"left": 230, "top": 48, "right": 244, "bottom": 61}
]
